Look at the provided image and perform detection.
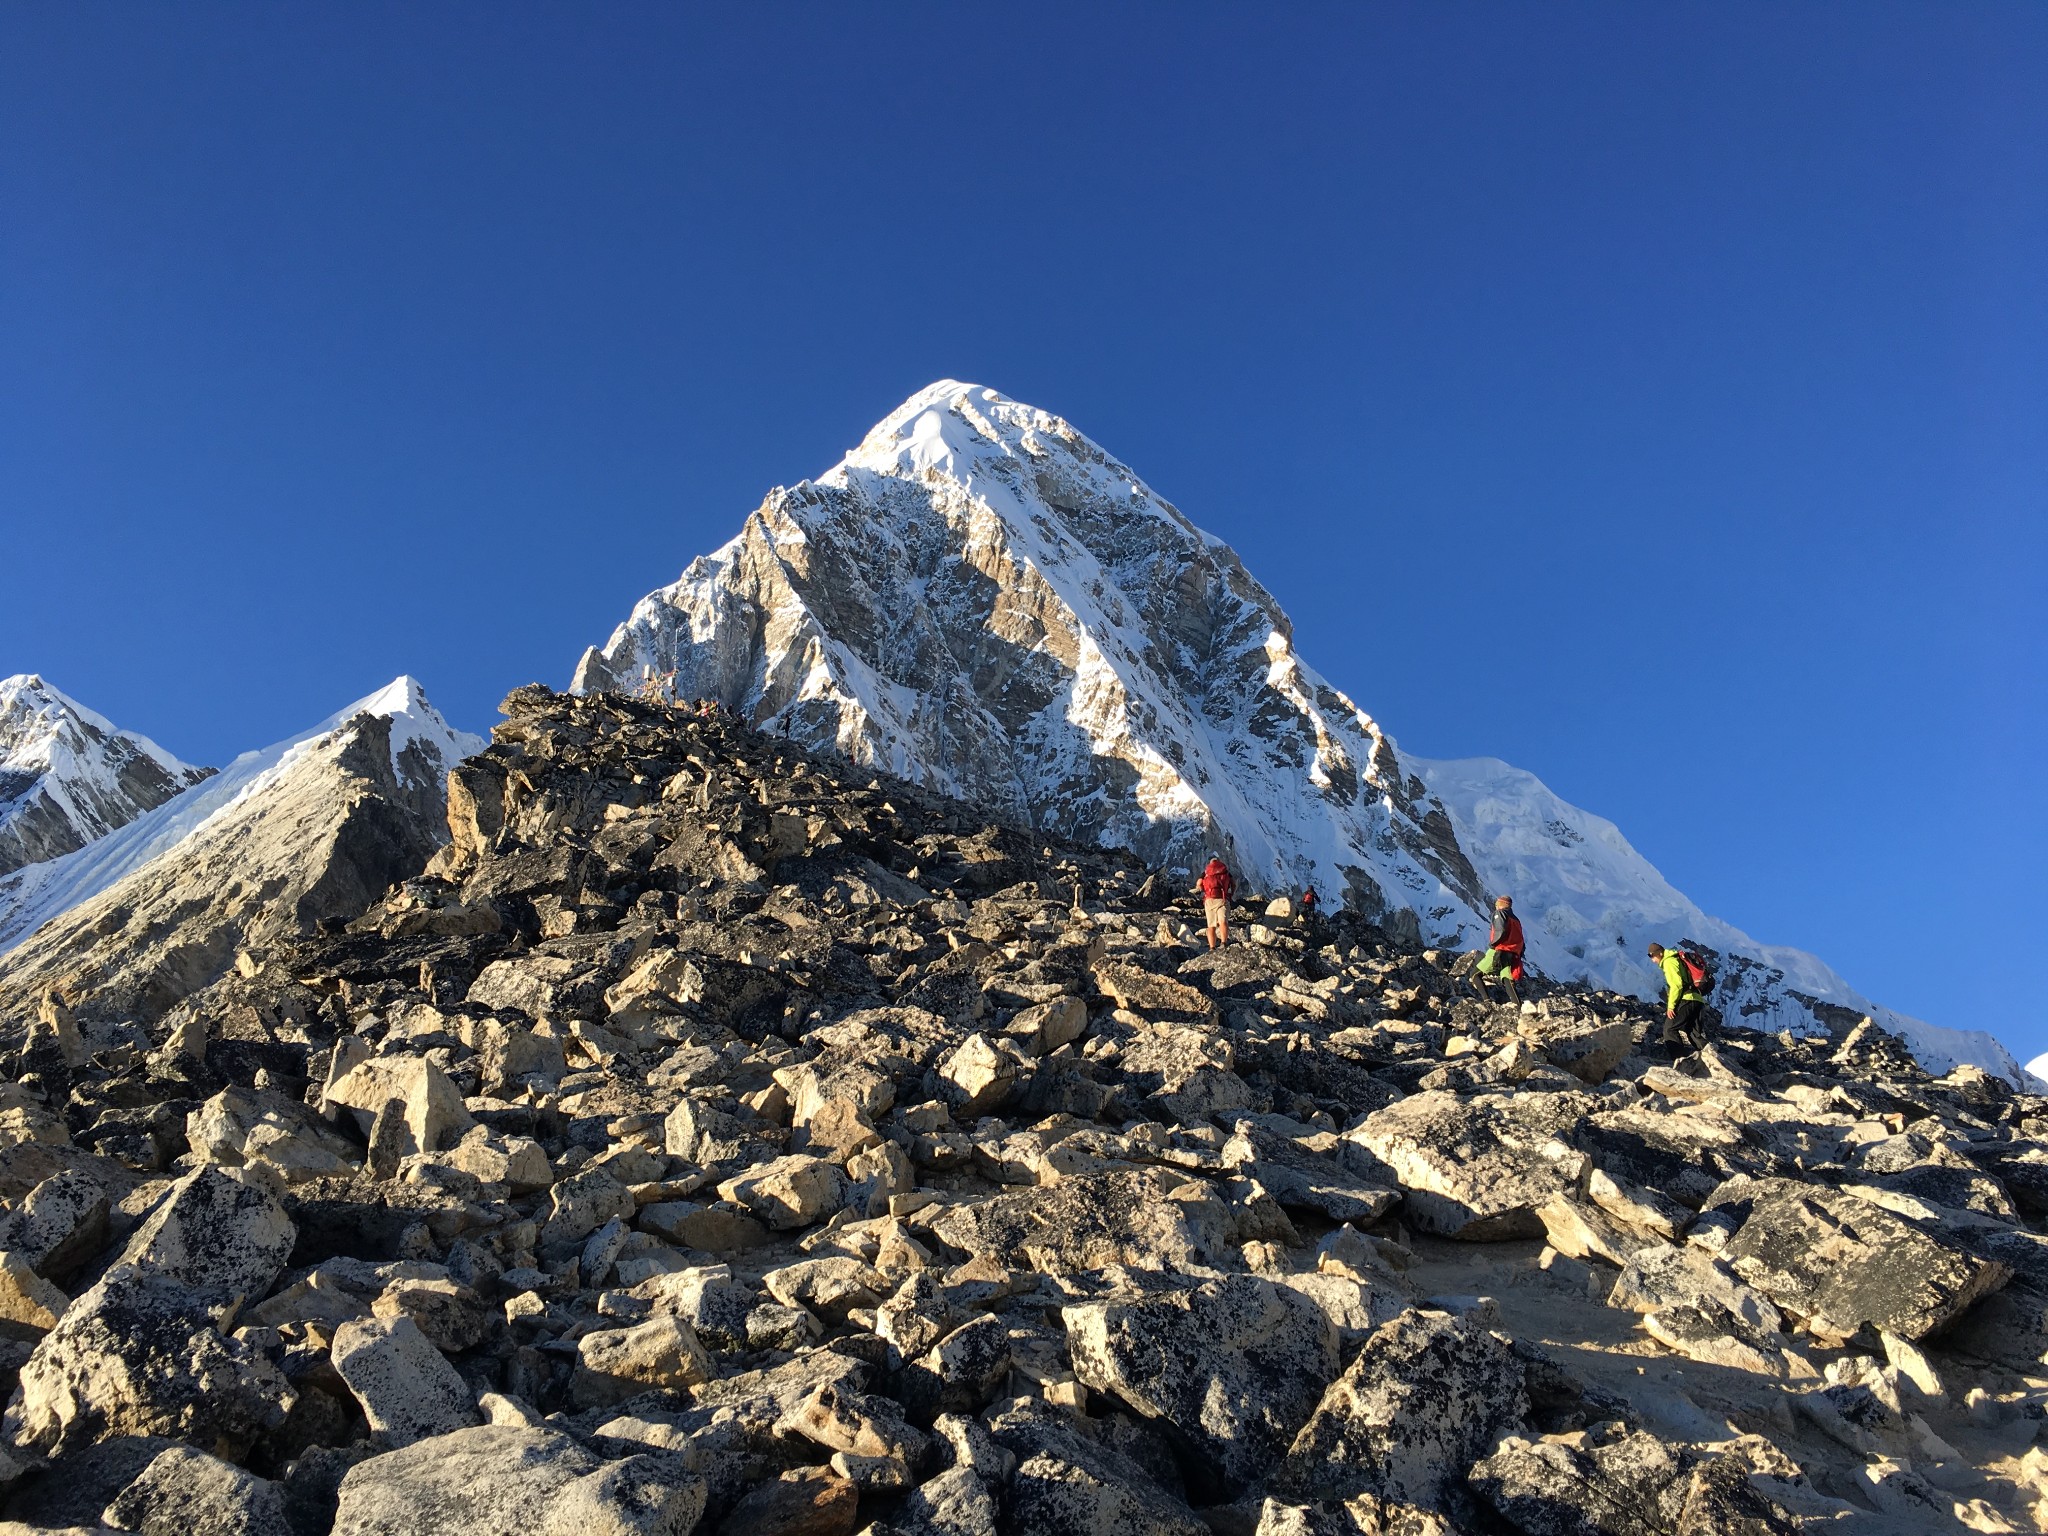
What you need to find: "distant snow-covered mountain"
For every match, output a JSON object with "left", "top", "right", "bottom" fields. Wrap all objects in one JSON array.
[
  {"left": 1413, "top": 753, "right": 2025, "bottom": 1083},
  {"left": 0, "top": 674, "right": 213, "bottom": 876},
  {"left": 573, "top": 379, "right": 2029, "bottom": 1083},
  {"left": 0, "top": 677, "right": 482, "bottom": 1026}
]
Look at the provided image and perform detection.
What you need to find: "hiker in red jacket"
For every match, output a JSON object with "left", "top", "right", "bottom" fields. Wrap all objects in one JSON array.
[
  {"left": 1196, "top": 857, "right": 1235, "bottom": 950},
  {"left": 1298, "top": 885, "right": 1319, "bottom": 936},
  {"left": 1473, "top": 894, "right": 1525, "bottom": 1004}
]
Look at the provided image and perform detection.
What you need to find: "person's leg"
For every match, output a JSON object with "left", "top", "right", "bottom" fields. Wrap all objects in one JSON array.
[
  {"left": 1675, "top": 998, "right": 1706, "bottom": 1050},
  {"left": 1657, "top": 1006, "right": 1686, "bottom": 1050}
]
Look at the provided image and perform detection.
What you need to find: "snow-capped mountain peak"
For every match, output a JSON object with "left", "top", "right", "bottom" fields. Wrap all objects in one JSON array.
[
  {"left": 0, "top": 674, "right": 213, "bottom": 877},
  {"left": 0, "top": 675, "right": 482, "bottom": 958},
  {"left": 572, "top": 379, "right": 2028, "bottom": 1083},
  {"left": 575, "top": 380, "right": 1487, "bottom": 944}
]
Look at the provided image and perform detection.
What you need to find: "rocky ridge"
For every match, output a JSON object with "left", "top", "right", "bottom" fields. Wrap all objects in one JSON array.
[
  {"left": 569, "top": 380, "right": 2024, "bottom": 1084},
  {"left": 0, "top": 688, "right": 2039, "bottom": 1532},
  {"left": 0, "top": 678, "right": 481, "bottom": 1033}
]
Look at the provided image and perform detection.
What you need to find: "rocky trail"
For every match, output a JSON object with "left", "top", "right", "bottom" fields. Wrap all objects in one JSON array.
[{"left": 0, "top": 687, "right": 2042, "bottom": 1533}]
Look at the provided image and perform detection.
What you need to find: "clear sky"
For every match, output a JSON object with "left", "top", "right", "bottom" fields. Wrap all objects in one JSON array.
[{"left": 3, "top": 5, "right": 2043, "bottom": 1056}]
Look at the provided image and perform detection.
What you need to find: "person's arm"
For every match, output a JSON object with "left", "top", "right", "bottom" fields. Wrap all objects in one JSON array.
[{"left": 1663, "top": 953, "right": 1683, "bottom": 1013}]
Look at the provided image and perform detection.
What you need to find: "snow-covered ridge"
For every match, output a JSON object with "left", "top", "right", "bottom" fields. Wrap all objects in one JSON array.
[
  {"left": 0, "top": 674, "right": 212, "bottom": 876},
  {"left": 1414, "top": 753, "right": 2031, "bottom": 1084},
  {"left": 572, "top": 379, "right": 2029, "bottom": 1085},
  {"left": 0, "top": 676, "right": 482, "bottom": 955}
]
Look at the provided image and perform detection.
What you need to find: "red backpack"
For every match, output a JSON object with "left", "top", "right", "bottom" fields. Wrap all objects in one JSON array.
[{"left": 1678, "top": 949, "right": 1715, "bottom": 993}]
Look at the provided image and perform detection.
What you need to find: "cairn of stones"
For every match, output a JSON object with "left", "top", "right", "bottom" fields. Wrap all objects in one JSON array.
[{"left": 0, "top": 686, "right": 2043, "bottom": 1534}]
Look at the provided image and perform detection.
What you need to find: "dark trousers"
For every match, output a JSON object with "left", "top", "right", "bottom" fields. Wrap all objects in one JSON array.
[{"left": 1662, "top": 998, "right": 1707, "bottom": 1049}]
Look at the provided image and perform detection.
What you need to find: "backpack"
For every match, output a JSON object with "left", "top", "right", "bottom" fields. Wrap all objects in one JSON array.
[{"left": 1679, "top": 949, "right": 1715, "bottom": 995}]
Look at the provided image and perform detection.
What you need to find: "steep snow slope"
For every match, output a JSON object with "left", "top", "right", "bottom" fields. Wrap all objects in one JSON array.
[
  {"left": 0, "top": 675, "right": 213, "bottom": 876},
  {"left": 0, "top": 677, "right": 482, "bottom": 1024},
  {"left": 573, "top": 380, "right": 2024, "bottom": 1082},
  {"left": 1414, "top": 754, "right": 2030, "bottom": 1082},
  {"left": 575, "top": 381, "right": 1487, "bottom": 944}
]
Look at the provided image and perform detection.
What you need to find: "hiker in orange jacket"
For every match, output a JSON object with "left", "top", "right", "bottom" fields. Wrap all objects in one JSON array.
[
  {"left": 1473, "top": 895, "right": 1525, "bottom": 1004},
  {"left": 1195, "top": 857, "right": 1235, "bottom": 949}
]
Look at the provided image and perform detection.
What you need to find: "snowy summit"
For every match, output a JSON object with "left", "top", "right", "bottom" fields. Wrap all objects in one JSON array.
[
  {"left": 0, "top": 674, "right": 212, "bottom": 877},
  {"left": 576, "top": 380, "right": 2028, "bottom": 1083},
  {"left": 0, "top": 677, "right": 484, "bottom": 1024}
]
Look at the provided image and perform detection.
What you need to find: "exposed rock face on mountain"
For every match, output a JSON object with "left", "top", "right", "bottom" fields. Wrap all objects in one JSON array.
[
  {"left": 0, "top": 688, "right": 2035, "bottom": 1533},
  {"left": 0, "top": 676, "right": 212, "bottom": 878},
  {"left": 573, "top": 381, "right": 1486, "bottom": 948},
  {"left": 0, "top": 678, "right": 481, "bottom": 1033},
  {"left": 572, "top": 381, "right": 2025, "bottom": 1085}
]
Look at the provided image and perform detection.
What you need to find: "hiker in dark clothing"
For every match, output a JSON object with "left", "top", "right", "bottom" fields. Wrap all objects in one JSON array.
[
  {"left": 1647, "top": 942, "right": 1709, "bottom": 1050},
  {"left": 1298, "top": 886, "right": 1319, "bottom": 936},
  {"left": 1196, "top": 857, "right": 1235, "bottom": 950},
  {"left": 1473, "top": 895, "right": 1525, "bottom": 1004}
]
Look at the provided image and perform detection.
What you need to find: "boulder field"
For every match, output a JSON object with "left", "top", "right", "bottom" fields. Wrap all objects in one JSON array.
[{"left": 0, "top": 688, "right": 2042, "bottom": 1533}]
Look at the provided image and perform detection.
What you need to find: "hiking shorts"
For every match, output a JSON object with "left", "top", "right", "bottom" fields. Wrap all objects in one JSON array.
[
  {"left": 1477, "top": 948, "right": 1519, "bottom": 977},
  {"left": 1204, "top": 898, "right": 1229, "bottom": 926}
]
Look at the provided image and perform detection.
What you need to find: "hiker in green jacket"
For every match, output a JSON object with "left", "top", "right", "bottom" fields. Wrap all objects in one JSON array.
[{"left": 1646, "top": 941, "right": 1708, "bottom": 1051}]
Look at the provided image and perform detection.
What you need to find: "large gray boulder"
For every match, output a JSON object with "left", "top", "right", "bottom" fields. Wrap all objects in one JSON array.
[
  {"left": 1064, "top": 1274, "right": 1339, "bottom": 1497},
  {"left": 330, "top": 1424, "right": 704, "bottom": 1536},
  {"left": 1275, "top": 1309, "right": 1528, "bottom": 1512},
  {"left": 1343, "top": 1092, "right": 1592, "bottom": 1240},
  {"left": 330, "top": 1315, "right": 480, "bottom": 1447},
  {"left": 1253, "top": 1494, "right": 1457, "bottom": 1534},
  {"left": 1469, "top": 1431, "right": 1689, "bottom": 1536},
  {"left": 323, "top": 1055, "right": 476, "bottom": 1158},
  {"left": 0, "top": 1168, "right": 110, "bottom": 1280},
  {"left": 101, "top": 1445, "right": 291, "bottom": 1536},
  {"left": 986, "top": 1397, "right": 1210, "bottom": 1536},
  {"left": 1528, "top": 1014, "right": 1635, "bottom": 1085},
  {"left": 1470, "top": 1433, "right": 1798, "bottom": 1536},
  {"left": 871, "top": 1464, "right": 998, "bottom": 1536},
  {"left": 1721, "top": 1181, "right": 2010, "bottom": 1341},
  {"left": 117, "top": 1166, "right": 295, "bottom": 1315},
  {"left": 6, "top": 1267, "right": 294, "bottom": 1454},
  {"left": 1220, "top": 1118, "right": 1400, "bottom": 1225},
  {"left": 925, "top": 1168, "right": 1246, "bottom": 1275},
  {"left": 571, "top": 1316, "right": 713, "bottom": 1408},
  {"left": 714, "top": 1155, "right": 851, "bottom": 1231}
]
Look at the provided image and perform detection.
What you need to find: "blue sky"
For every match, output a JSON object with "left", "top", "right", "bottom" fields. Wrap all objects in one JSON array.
[{"left": 3, "top": 5, "right": 2043, "bottom": 1055}]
